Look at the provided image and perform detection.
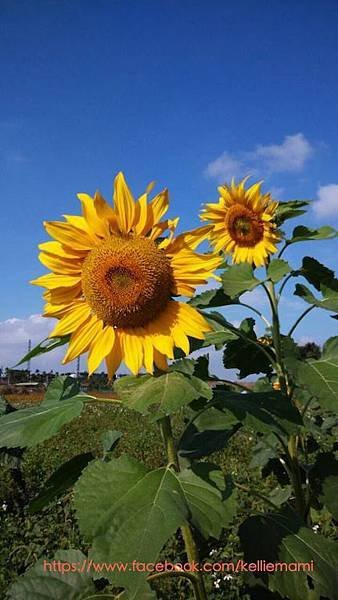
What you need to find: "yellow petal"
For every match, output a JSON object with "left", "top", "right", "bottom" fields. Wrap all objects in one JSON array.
[
  {"left": 142, "top": 335, "right": 154, "bottom": 374},
  {"left": 172, "top": 326, "right": 190, "bottom": 355},
  {"left": 133, "top": 193, "right": 151, "bottom": 235},
  {"left": 149, "top": 189, "right": 169, "bottom": 225},
  {"left": 148, "top": 220, "right": 170, "bottom": 241},
  {"left": 49, "top": 303, "right": 92, "bottom": 337},
  {"left": 94, "top": 190, "right": 118, "bottom": 228},
  {"left": 176, "top": 302, "right": 211, "bottom": 339},
  {"left": 77, "top": 193, "right": 110, "bottom": 238},
  {"left": 145, "top": 180, "right": 156, "bottom": 194},
  {"left": 44, "top": 221, "right": 96, "bottom": 251},
  {"left": 167, "top": 225, "right": 212, "bottom": 253},
  {"left": 31, "top": 273, "right": 81, "bottom": 289},
  {"left": 153, "top": 349, "right": 168, "bottom": 371},
  {"left": 113, "top": 172, "right": 135, "bottom": 233},
  {"left": 106, "top": 334, "right": 123, "bottom": 378},
  {"left": 43, "top": 285, "right": 82, "bottom": 305},
  {"left": 43, "top": 302, "right": 76, "bottom": 317},
  {"left": 38, "top": 252, "right": 82, "bottom": 275},
  {"left": 38, "top": 241, "right": 86, "bottom": 259},
  {"left": 63, "top": 316, "right": 103, "bottom": 363},
  {"left": 158, "top": 217, "right": 180, "bottom": 249},
  {"left": 119, "top": 330, "right": 143, "bottom": 375},
  {"left": 88, "top": 325, "right": 116, "bottom": 374},
  {"left": 63, "top": 214, "right": 90, "bottom": 231},
  {"left": 144, "top": 304, "right": 176, "bottom": 358}
]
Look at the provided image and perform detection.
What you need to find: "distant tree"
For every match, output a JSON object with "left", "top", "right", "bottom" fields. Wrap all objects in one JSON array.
[{"left": 298, "top": 341, "right": 321, "bottom": 360}]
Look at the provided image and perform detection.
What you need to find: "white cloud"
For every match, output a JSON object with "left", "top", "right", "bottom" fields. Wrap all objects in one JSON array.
[
  {"left": 204, "top": 152, "right": 244, "bottom": 180},
  {"left": 252, "top": 133, "right": 313, "bottom": 173},
  {"left": 313, "top": 184, "right": 338, "bottom": 217},
  {"left": 205, "top": 133, "right": 314, "bottom": 182},
  {"left": 0, "top": 314, "right": 52, "bottom": 345},
  {"left": 0, "top": 314, "right": 77, "bottom": 372}
]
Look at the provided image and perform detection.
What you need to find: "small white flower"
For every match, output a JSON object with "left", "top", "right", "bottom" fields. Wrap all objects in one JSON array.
[
  {"left": 2, "top": 502, "right": 7, "bottom": 511},
  {"left": 223, "top": 574, "right": 233, "bottom": 580},
  {"left": 213, "top": 578, "right": 221, "bottom": 589},
  {"left": 312, "top": 524, "right": 320, "bottom": 533},
  {"left": 209, "top": 549, "right": 217, "bottom": 556}
]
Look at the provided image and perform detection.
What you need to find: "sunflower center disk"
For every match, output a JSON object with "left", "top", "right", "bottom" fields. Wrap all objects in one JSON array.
[
  {"left": 226, "top": 204, "right": 264, "bottom": 246},
  {"left": 82, "top": 235, "right": 173, "bottom": 327}
]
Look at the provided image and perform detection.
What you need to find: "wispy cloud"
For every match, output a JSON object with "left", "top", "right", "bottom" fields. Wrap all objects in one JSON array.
[
  {"left": 204, "top": 133, "right": 314, "bottom": 182},
  {"left": 313, "top": 184, "right": 338, "bottom": 218},
  {"left": 251, "top": 133, "right": 313, "bottom": 173},
  {"left": 203, "top": 152, "right": 244, "bottom": 181}
]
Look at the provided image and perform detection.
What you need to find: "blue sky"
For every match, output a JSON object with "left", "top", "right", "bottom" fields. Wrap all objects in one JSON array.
[{"left": 1, "top": 0, "right": 337, "bottom": 373}]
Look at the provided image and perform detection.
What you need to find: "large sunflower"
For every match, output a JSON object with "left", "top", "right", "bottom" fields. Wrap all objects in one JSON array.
[
  {"left": 200, "top": 178, "right": 280, "bottom": 267},
  {"left": 31, "top": 172, "right": 221, "bottom": 376}
]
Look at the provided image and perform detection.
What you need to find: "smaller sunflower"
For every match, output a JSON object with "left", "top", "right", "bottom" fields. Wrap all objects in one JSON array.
[{"left": 200, "top": 178, "right": 280, "bottom": 267}]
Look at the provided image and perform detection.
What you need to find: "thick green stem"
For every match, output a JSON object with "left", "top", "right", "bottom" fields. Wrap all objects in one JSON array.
[
  {"left": 288, "top": 436, "right": 307, "bottom": 519},
  {"left": 159, "top": 416, "right": 208, "bottom": 600},
  {"left": 264, "top": 281, "right": 288, "bottom": 396},
  {"left": 159, "top": 415, "right": 179, "bottom": 469},
  {"left": 265, "top": 279, "right": 306, "bottom": 520}
]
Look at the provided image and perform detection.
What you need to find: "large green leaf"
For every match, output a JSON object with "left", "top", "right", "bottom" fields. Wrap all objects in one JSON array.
[
  {"left": 0, "top": 394, "right": 92, "bottom": 448},
  {"left": 281, "top": 336, "right": 304, "bottom": 383},
  {"left": 213, "top": 390, "right": 303, "bottom": 436},
  {"left": 114, "top": 372, "right": 212, "bottom": 420},
  {"left": 178, "top": 419, "right": 241, "bottom": 459},
  {"left": 169, "top": 355, "right": 210, "bottom": 380},
  {"left": 190, "top": 403, "right": 239, "bottom": 430},
  {"left": 169, "top": 357, "right": 196, "bottom": 375},
  {"left": 29, "top": 452, "right": 94, "bottom": 513},
  {"left": 222, "top": 263, "right": 261, "bottom": 298},
  {"left": 205, "top": 329, "right": 239, "bottom": 349},
  {"left": 223, "top": 318, "right": 274, "bottom": 378},
  {"left": 294, "top": 282, "right": 338, "bottom": 313},
  {"left": 189, "top": 287, "right": 239, "bottom": 308},
  {"left": 249, "top": 434, "right": 279, "bottom": 469},
  {"left": 267, "top": 259, "right": 291, "bottom": 283},
  {"left": 310, "top": 452, "right": 338, "bottom": 519},
  {"left": 239, "top": 510, "right": 338, "bottom": 600},
  {"left": 74, "top": 455, "right": 148, "bottom": 541},
  {"left": 300, "top": 256, "right": 336, "bottom": 291},
  {"left": 7, "top": 549, "right": 96, "bottom": 599},
  {"left": 178, "top": 463, "right": 237, "bottom": 539},
  {"left": 44, "top": 375, "right": 80, "bottom": 404},
  {"left": 286, "top": 224, "right": 337, "bottom": 246},
  {"left": 274, "top": 199, "right": 309, "bottom": 225},
  {"left": 100, "top": 430, "right": 123, "bottom": 458},
  {"left": 16, "top": 335, "right": 70, "bottom": 366},
  {"left": 201, "top": 311, "right": 240, "bottom": 349},
  {"left": 297, "top": 337, "right": 338, "bottom": 411},
  {"left": 75, "top": 456, "right": 189, "bottom": 599}
]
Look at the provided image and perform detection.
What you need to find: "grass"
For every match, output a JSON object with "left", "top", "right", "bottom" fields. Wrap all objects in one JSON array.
[{"left": 0, "top": 392, "right": 316, "bottom": 599}]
